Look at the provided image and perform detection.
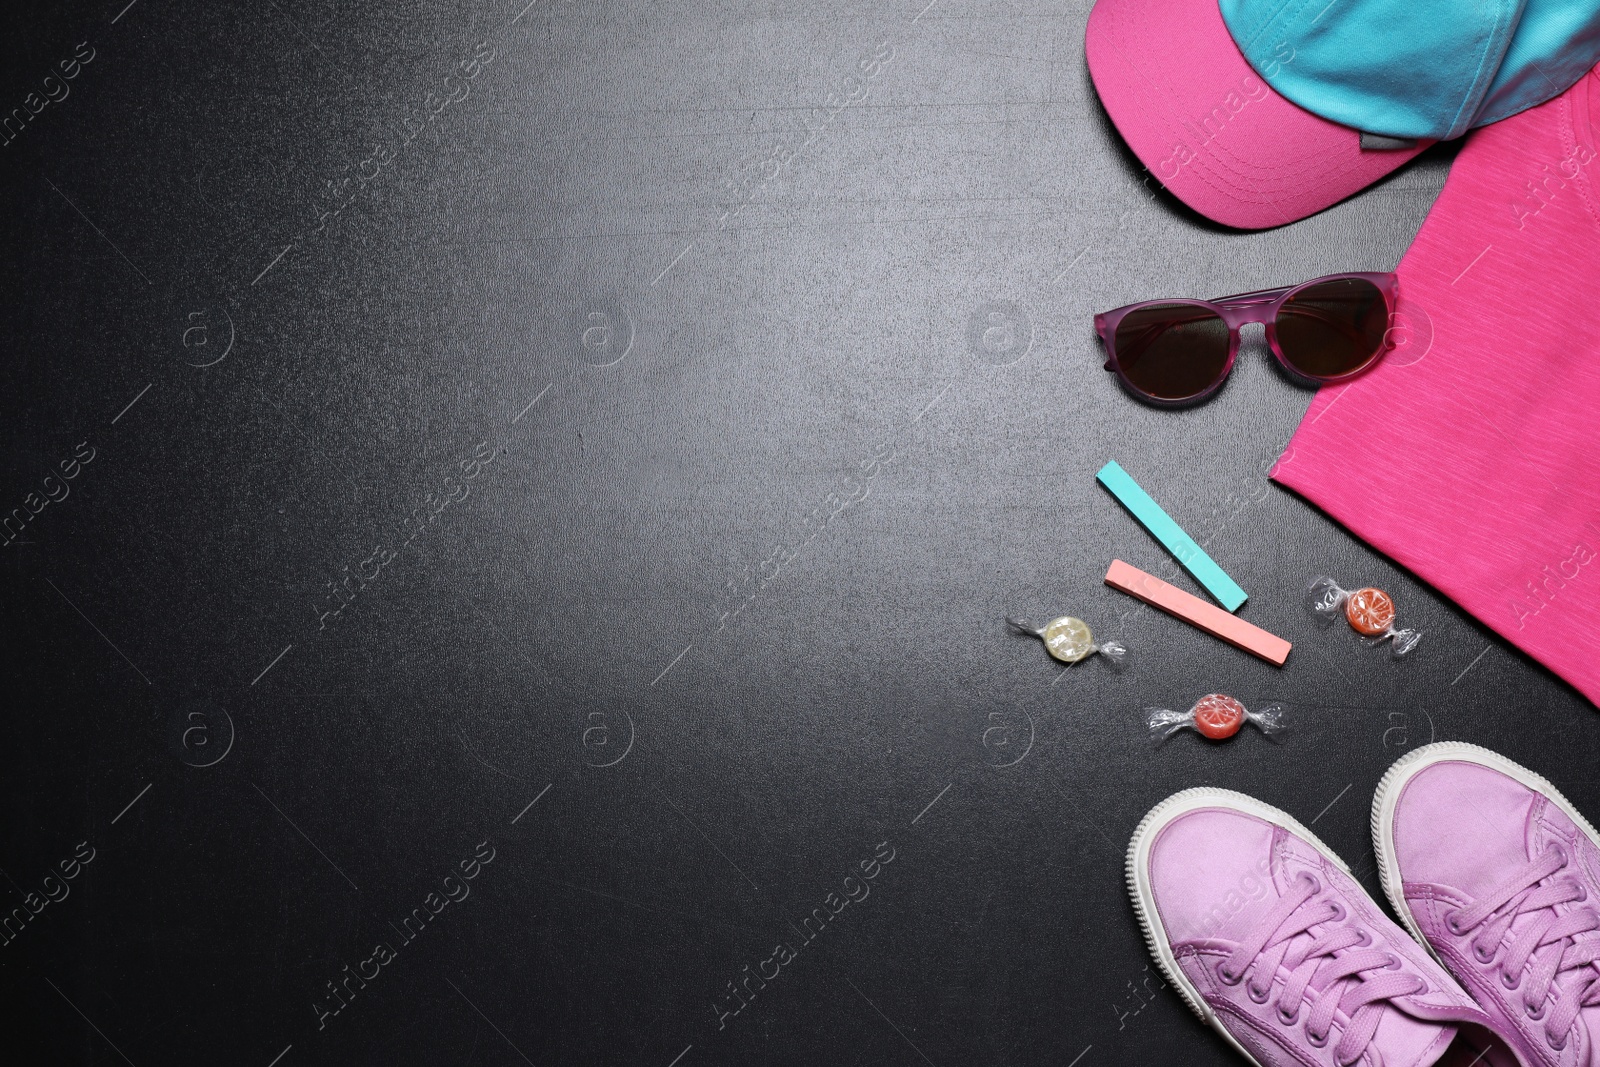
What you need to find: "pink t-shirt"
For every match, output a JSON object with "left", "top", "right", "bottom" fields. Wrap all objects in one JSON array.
[{"left": 1273, "top": 65, "right": 1600, "bottom": 706}]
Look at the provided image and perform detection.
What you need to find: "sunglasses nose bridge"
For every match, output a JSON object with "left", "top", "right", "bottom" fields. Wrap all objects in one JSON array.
[{"left": 1219, "top": 304, "right": 1274, "bottom": 332}]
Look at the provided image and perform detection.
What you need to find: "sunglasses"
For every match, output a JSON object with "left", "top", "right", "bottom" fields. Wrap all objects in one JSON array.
[{"left": 1095, "top": 272, "right": 1399, "bottom": 406}]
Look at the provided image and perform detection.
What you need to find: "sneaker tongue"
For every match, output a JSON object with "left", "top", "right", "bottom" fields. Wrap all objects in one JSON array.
[{"left": 1370, "top": 1010, "right": 1459, "bottom": 1067}]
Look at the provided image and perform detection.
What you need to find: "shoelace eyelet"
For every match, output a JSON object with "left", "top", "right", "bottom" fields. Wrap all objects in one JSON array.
[
  {"left": 1500, "top": 967, "right": 1520, "bottom": 990},
  {"left": 1277, "top": 1003, "right": 1299, "bottom": 1026},
  {"left": 1247, "top": 981, "right": 1270, "bottom": 1004},
  {"left": 1576, "top": 884, "right": 1589, "bottom": 903},
  {"left": 1385, "top": 952, "right": 1404, "bottom": 970},
  {"left": 1548, "top": 1026, "right": 1568, "bottom": 1051},
  {"left": 1305, "top": 1025, "right": 1330, "bottom": 1048},
  {"left": 1473, "top": 942, "right": 1496, "bottom": 964},
  {"left": 1216, "top": 962, "right": 1242, "bottom": 986},
  {"left": 1327, "top": 901, "right": 1346, "bottom": 922},
  {"left": 1525, "top": 998, "right": 1547, "bottom": 1021},
  {"left": 1445, "top": 911, "right": 1467, "bottom": 935}
]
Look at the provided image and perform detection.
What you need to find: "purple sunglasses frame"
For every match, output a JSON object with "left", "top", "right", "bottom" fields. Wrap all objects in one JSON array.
[{"left": 1094, "top": 272, "right": 1400, "bottom": 407}]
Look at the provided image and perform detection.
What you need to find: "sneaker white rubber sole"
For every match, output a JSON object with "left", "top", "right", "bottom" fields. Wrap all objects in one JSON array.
[
  {"left": 1126, "top": 787, "right": 1355, "bottom": 1067},
  {"left": 1370, "top": 740, "right": 1600, "bottom": 959}
]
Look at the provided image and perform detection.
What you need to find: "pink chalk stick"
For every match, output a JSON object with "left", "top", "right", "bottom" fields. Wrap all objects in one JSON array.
[{"left": 1104, "top": 559, "right": 1292, "bottom": 667}]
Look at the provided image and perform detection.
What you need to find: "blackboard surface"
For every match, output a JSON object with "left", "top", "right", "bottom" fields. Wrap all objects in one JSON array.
[{"left": 4, "top": 3, "right": 1592, "bottom": 1065}]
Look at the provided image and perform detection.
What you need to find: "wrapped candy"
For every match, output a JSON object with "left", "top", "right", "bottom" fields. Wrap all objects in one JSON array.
[
  {"left": 1007, "top": 616, "right": 1127, "bottom": 669},
  {"left": 1306, "top": 576, "right": 1422, "bottom": 657},
  {"left": 1147, "top": 694, "right": 1285, "bottom": 743}
]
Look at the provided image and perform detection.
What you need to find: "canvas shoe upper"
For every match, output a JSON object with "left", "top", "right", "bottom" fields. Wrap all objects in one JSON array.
[
  {"left": 1374, "top": 742, "right": 1600, "bottom": 1067},
  {"left": 1131, "top": 787, "right": 1519, "bottom": 1067}
]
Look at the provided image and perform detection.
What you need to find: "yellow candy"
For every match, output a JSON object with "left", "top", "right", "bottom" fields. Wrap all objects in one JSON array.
[
  {"left": 1041, "top": 616, "right": 1096, "bottom": 662},
  {"left": 1007, "top": 614, "right": 1128, "bottom": 669}
]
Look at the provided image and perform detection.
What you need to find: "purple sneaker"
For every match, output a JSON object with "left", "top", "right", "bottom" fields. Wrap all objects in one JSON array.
[
  {"left": 1130, "top": 788, "right": 1518, "bottom": 1067},
  {"left": 1374, "top": 742, "right": 1600, "bottom": 1067}
]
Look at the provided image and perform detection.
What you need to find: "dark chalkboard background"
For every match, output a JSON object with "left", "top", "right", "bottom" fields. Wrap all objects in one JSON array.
[{"left": 4, "top": 2, "right": 1594, "bottom": 1065}]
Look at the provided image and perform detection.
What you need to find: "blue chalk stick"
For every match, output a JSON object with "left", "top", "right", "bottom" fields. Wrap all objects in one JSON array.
[{"left": 1096, "top": 460, "right": 1248, "bottom": 611}]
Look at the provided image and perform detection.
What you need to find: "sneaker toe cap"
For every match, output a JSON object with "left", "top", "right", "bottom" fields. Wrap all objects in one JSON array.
[
  {"left": 1390, "top": 759, "right": 1537, "bottom": 895},
  {"left": 1148, "top": 807, "right": 1281, "bottom": 944}
]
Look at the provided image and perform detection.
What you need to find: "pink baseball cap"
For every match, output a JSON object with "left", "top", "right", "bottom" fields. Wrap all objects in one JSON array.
[{"left": 1084, "top": 0, "right": 1430, "bottom": 229}]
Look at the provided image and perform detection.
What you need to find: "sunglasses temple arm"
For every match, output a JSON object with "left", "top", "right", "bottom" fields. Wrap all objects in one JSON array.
[{"left": 1211, "top": 285, "right": 1294, "bottom": 308}]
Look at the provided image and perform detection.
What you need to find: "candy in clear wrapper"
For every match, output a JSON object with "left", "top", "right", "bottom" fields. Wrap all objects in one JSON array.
[
  {"left": 1146, "top": 693, "right": 1286, "bottom": 743},
  {"left": 1306, "top": 576, "right": 1422, "bottom": 657},
  {"left": 1007, "top": 616, "right": 1127, "bottom": 669}
]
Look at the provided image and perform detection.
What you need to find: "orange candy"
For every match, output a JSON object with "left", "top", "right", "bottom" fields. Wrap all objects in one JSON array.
[
  {"left": 1344, "top": 587, "right": 1396, "bottom": 636},
  {"left": 1192, "top": 694, "right": 1246, "bottom": 740},
  {"left": 1306, "top": 576, "right": 1422, "bottom": 656},
  {"left": 1147, "top": 695, "right": 1287, "bottom": 743}
]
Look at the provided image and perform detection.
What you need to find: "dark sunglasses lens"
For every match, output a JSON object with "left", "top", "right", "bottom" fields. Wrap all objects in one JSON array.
[
  {"left": 1274, "top": 278, "right": 1389, "bottom": 379},
  {"left": 1112, "top": 304, "right": 1231, "bottom": 401}
]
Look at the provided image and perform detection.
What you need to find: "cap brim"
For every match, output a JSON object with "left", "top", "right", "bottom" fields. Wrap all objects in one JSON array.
[{"left": 1085, "top": 0, "right": 1429, "bottom": 229}]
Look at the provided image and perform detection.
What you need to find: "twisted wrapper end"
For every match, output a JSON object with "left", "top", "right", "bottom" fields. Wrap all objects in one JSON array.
[
  {"left": 1248, "top": 702, "right": 1289, "bottom": 741},
  {"left": 1305, "top": 575, "right": 1348, "bottom": 624},
  {"left": 1006, "top": 617, "right": 1044, "bottom": 638},
  {"left": 1145, "top": 707, "right": 1191, "bottom": 745},
  {"left": 1097, "top": 639, "right": 1129, "bottom": 671}
]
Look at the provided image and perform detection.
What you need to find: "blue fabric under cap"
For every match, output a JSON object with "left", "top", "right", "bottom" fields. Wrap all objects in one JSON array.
[{"left": 1218, "top": 0, "right": 1600, "bottom": 140}]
